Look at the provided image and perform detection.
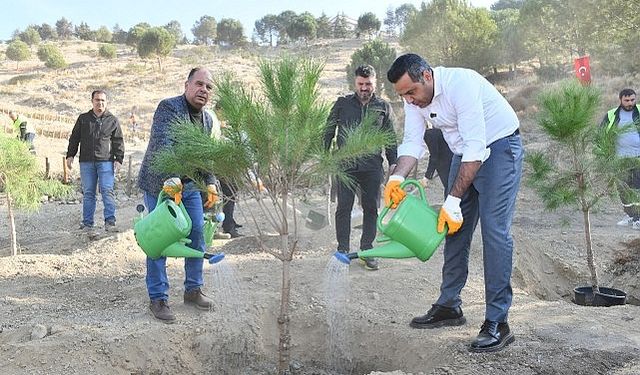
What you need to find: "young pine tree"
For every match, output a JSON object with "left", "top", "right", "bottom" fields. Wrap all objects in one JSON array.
[{"left": 152, "top": 57, "right": 394, "bottom": 373}]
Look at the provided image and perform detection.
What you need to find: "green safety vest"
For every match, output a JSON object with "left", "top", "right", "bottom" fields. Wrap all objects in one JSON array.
[{"left": 606, "top": 104, "right": 640, "bottom": 130}]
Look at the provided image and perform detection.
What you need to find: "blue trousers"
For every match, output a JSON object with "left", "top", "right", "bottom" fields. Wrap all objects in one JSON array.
[
  {"left": 435, "top": 133, "right": 523, "bottom": 322},
  {"left": 144, "top": 186, "right": 205, "bottom": 301},
  {"left": 79, "top": 161, "right": 116, "bottom": 227}
]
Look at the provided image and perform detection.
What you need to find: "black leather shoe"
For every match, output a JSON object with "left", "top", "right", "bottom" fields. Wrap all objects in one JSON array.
[
  {"left": 469, "top": 320, "right": 515, "bottom": 353},
  {"left": 226, "top": 229, "right": 243, "bottom": 238},
  {"left": 410, "top": 304, "right": 466, "bottom": 329}
]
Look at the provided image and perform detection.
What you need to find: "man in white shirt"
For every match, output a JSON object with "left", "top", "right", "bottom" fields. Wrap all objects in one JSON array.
[{"left": 384, "top": 53, "right": 523, "bottom": 353}]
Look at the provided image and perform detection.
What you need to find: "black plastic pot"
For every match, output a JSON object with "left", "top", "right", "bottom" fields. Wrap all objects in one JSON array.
[{"left": 573, "top": 286, "right": 627, "bottom": 306}]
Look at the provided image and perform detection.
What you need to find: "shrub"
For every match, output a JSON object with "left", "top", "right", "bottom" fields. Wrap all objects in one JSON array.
[{"left": 98, "top": 44, "right": 117, "bottom": 59}]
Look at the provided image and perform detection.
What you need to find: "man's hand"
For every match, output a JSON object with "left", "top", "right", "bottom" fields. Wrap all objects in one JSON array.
[
  {"left": 66, "top": 157, "right": 74, "bottom": 170},
  {"left": 383, "top": 175, "right": 406, "bottom": 209},
  {"left": 203, "top": 184, "right": 219, "bottom": 209},
  {"left": 113, "top": 161, "right": 122, "bottom": 174},
  {"left": 162, "top": 177, "right": 183, "bottom": 205},
  {"left": 438, "top": 195, "right": 463, "bottom": 235}
]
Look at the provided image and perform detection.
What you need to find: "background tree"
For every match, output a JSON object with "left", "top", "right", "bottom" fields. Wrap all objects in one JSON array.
[
  {"left": 55, "top": 17, "right": 73, "bottom": 40},
  {"left": 153, "top": 57, "right": 393, "bottom": 374},
  {"left": 356, "top": 12, "right": 381, "bottom": 38},
  {"left": 164, "top": 20, "right": 184, "bottom": 44},
  {"left": 137, "top": 27, "right": 176, "bottom": 71},
  {"left": 94, "top": 26, "right": 112, "bottom": 43},
  {"left": 402, "top": 0, "right": 498, "bottom": 73},
  {"left": 99, "top": 44, "right": 117, "bottom": 59},
  {"left": 383, "top": 7, "right": 397, "bottom": 37},
  {"left": 287, "top": 13, "right": 317, "bottom": 43},
  {"left": 126, "top": 23, "right": 151, "bottom": 50},
  {"left": 192, "top": 15, "right": 217, "bottom": 45},
  {"left": 346, "top": 39, "right": 397, "bottom": 99},
  {"left": 394, "top": 3, "right": 417, "bottom": 35},
  {"left": 276, "top": 10, "right": 297, "bottom": 44},
  {"left": 19, "top": 26, "right": 41, "bottom": 48},
  {"left": 36, "top": 23, "right": 57, "bottom": 41},
  {"left": 491, "top": 0, "right": 525, "bottom": 11},
  {"left": 316, "top": 13, "right": 333, "bottom": 39},
  {"left": 112, "top": 24, "right": 128, "bottom": 44},
  {"left": 526, "top": 81, "right": 640, "bottom": 301},
  {"left": 36, "top": 43, "right": 67, "bottom": 69},
  {"left": 216, "top": 18, "right": 246, "bottom": 46},
  {"left": 0, "top": 135, "right": 71, "bottom": 256},
  {"left": 492, "top": 8, "right": 529, "bottom": 73},
  {"left": 5, "top": 40, "right": 31, "bottom": 70},
  {"left": 332, "top": 13, "right": 350, "bottom": 39},
  {"left": 75, "top": 22, "right": 93, "bottom": 41},
  {"left": 254, "top": 14, "right": 280, "bottom": 46}
]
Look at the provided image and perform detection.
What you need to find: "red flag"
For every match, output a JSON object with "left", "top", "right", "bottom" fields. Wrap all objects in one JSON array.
[{"left": 574, "top": 55, "right": 591, "bottom": 85}]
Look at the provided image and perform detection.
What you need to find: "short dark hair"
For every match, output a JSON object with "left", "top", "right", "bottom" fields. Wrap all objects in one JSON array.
[
  {"left": 355, "top": 65, "right": 375, "bottom": 78},
  {"left": 387, "top": 53, "right": 431, "bottom": 84},
  {"left": 91, "top": 90, "right": 107, "bottom": 99},
  {"left": 619, "top": 88, "right": 636, "bottom": 99},
  {"left": 188, "top": 67, "right": 205, "bottom": 81}
]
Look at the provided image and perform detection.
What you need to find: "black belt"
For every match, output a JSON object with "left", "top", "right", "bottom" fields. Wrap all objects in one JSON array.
[{"left": 488, "top": 128, "right": 520, "bottom": 147}]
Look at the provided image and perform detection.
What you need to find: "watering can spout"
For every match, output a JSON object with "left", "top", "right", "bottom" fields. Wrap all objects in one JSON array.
[{"left": 357, "top": 241, "right": 416, "bottom": 260}]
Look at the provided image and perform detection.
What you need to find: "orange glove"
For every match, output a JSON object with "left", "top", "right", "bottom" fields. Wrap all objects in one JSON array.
[
  {"left": 437, "top": 195, "right": 463, "bottom": 235},
  {"left": 204, "top": 184, "right": 219, "bottom": 209},
  {"left": 383, "top": 175, "right": 406, "bottom": 209},
  {"left": 162, "top": 177, "right": 183, "bottom": 205}
]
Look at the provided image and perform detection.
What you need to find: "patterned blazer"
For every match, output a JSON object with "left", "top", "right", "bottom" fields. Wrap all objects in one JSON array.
[{"left": 137, "top": 95, "right": 215, "bottom": 195}]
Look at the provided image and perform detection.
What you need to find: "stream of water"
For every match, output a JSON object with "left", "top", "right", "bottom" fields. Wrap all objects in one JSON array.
[{"left": 323, "top": 255, "right": 354, "bottom": 374}]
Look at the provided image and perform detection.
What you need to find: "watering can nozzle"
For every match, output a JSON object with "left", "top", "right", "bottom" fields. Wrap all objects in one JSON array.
[
  {"left": 333, "top": 251, "right": 358, "bottom": 264},
  {"left": 205, "top": 252, "right": 225, "bottom": 264}
]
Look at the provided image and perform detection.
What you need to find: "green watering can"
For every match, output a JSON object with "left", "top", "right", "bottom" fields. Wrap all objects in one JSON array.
[
  {"left": 334, "top": 179, "right": 446, "bottom": 264},
  {"left": 133, "top": 192, "right": 225, "bottom": 264}
]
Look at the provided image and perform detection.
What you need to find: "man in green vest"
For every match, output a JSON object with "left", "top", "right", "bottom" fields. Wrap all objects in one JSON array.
[
  {"left": 600, "top": 88, "right": 640, "bottom": 229},
  {"left": 8, "top": 110, "right": 36, "bottom": 152}
]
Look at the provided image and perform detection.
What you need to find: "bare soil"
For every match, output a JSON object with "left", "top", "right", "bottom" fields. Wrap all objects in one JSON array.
[{"left": 1, "top": 40, "right": 640, "bottom": 375}]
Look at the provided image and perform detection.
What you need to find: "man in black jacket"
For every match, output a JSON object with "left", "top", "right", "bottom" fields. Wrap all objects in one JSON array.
[
  {"left": 324, "top": 65, "right": 398, "bottom": 270},
  {"left": 66, "top": 90, "right": 124, "bottom": 233}
]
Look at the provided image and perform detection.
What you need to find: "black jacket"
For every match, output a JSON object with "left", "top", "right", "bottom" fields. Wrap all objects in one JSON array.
[
  {"left": 67, "top": 110, "right": 124, "bottom": 163},
  {"left": 324, "top": 93, "right": 397, "bottom": 172}
]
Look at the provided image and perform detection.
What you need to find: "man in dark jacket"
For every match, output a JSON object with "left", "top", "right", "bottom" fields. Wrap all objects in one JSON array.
[
  {"left": 66, "top": 90, "right": 124, "bottom": 233},
  {"left": 424, "top": 127, "right": 454, "bottom": 196},
  {"left": 600, "top": 88, "right": 640, "bottom": 229},
  {"left": 324, "top": 65, "right": 398, "bottom": 270},
  {"left": 137, "top": 67, "right": 220, "bottom": 322}
]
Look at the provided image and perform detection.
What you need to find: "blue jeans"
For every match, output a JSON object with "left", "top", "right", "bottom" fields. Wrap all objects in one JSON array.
[
  {"left": 436, "top": 133, "right": 523, "bottom": 322},
  {"left": 79, "top": 161, "right": 116, "bottom": 227},
  {"left": 144, "top": 185, "right": 205, "bottom": 301}
]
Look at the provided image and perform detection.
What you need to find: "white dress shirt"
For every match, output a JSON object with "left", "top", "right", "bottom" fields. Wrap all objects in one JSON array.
[{"left": 398, "top": 67, "right": 519, "bottom": 162}]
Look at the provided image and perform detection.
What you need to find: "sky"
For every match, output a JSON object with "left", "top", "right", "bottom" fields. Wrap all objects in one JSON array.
[{"left": 0, "top": 0, "right": 495, "bottom": 41}]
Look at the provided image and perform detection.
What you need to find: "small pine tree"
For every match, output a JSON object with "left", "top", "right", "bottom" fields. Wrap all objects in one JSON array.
[
  {"left": 0, "top": 134, "right": 71, "bottom": 256},
  {"left": 137, "top": 27, "right": 176, "bottom": 71},
  {"left": 5, "top": 40, "right": 31, "bottom": 70},
  {"left": 152, "top": 57, "right": 395, "bottom": 373},
  {"left": 526, "top": 80, "right": 640, "bottom": 300}
]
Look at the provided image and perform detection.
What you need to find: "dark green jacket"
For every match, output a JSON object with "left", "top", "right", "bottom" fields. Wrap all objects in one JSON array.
[{"left": 324, "top": 93, "right": 397, "bottom": 172}]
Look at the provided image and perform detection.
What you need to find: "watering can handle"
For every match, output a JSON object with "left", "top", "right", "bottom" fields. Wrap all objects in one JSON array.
[
  {"left": 156, "top": 190, "right": 190, "bottom": 223},
  {"left": 377, "top": 179, "right": 429, "bottom": 233}
]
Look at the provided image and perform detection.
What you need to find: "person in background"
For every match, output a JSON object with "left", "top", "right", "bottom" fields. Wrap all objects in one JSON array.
[
  {"left": 423, "top": 127, "right": 454, "bottom": 196},
  {"left": 385, "top": 53, "right": 523, "bottom": 353},
  {"left": 9, "top": 110, "right": 36, "bottom": 152},
  {"left": 600, "top": 88, "right": 640, "bottom": 229},
  {"left": 66, "top": 90, "right": 124, "bottom": 234},
  {"left": 324, "top": 64, "right": 398, "bottom": 271},
  {"left": 137, "top": 67, "right": 220, "bottom": 322}
]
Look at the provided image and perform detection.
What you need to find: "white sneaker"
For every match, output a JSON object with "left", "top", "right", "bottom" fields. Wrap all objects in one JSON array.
[
  {"left": 631, "top": 220, "right": 640, "bottom": 230},
  {"left": 617, "top": 215, "right": 634, "bottom": 226}
]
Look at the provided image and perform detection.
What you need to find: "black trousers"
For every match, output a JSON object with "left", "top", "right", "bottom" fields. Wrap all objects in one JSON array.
[
  {"left": 620, "top": 167, "right": 640, "bottom": 220},
  {"left": 220, "top": 179, "right": 238, "bottom": 232},
  {"left": 335, "top": 169, "right": 382, "bottom": 252}
]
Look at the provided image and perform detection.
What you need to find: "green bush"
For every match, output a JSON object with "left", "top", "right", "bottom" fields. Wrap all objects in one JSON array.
[
  {"left": 45, "top": 52, "right": 67, "bottom": 69},
  {"left": 98, "top": 44, "right": 117, "bottom": 59},
  {"left": 36, "top": 44, "right": 67, "bottom": 69}
]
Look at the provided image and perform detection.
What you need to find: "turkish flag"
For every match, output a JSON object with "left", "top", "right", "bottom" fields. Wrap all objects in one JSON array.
[{"left": 574, "top": 55, "right": 591, "bottom": 85}]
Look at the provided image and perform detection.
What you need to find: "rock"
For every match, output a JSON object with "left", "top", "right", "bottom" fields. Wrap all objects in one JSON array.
[{"left": 30, "top": 324, "right": 48, "bottom": 340}]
